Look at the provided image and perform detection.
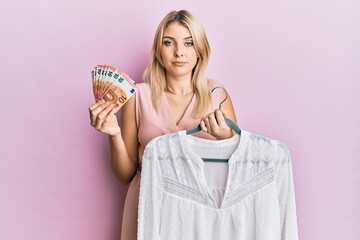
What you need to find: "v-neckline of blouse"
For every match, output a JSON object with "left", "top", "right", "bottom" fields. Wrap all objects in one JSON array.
[
  {"left": 162, "top": 92, "right": 196, "bottom": 128},
  {"left": 177, "top": 130, "right": 248, "bottom": 209}
]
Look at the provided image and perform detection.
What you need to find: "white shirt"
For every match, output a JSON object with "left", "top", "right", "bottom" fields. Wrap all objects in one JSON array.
[{"left": 138, "top": 130, "right": 299, "bottom": 240}]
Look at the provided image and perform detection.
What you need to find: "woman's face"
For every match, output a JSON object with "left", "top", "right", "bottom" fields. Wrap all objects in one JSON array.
[{"left": 161, "top": 22, "right": 198, "bottom": 80}]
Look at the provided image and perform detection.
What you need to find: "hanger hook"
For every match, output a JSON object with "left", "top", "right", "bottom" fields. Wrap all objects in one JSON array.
[{"left": 211, "top": 86, "right": 228, "bottom": 109}]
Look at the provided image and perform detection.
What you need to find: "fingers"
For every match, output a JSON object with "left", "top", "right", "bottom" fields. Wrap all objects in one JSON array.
[
  {"left": 214, "top": 109, "right": 227, "bottom": 128},
  {"left": 89, "top": 100, "right": 117, "bottom": 129},
  {"left": 89, "top": 99, "right": 105, "bottom": 111},
  {"left": 201, "top": 112, "right": 214, "bottom": 132},
  {"left": 201, "top": 109, "right": 231, "bottom": 139},
  {"left": 108, "top": 104, "right": 122, "bottom": 116},
  {"left": 202, "top": 110, "right": 225, "bottom": 130},
  {"left": 89, "top": 100, "right": 107, "bottom": 127},
  {"left": 95, "top": 103, "right": 116, "bottom": 130},
  {"left": 200, "top": 120, "right": 207, "bottom": 132}
]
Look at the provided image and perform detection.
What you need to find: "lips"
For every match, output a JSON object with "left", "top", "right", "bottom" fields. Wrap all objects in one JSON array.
[{"left": 172, "top": 61, "right": 186, "bottom": 66}]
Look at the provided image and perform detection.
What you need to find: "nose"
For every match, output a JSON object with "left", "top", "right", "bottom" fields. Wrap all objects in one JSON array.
[{"left": 175, "top": 45, "right": 184, "bottom": 57}]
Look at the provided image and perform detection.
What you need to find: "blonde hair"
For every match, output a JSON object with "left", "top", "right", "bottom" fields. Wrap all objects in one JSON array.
[{"left": 143, "top": 10, "right": 211, "bottom": 118}]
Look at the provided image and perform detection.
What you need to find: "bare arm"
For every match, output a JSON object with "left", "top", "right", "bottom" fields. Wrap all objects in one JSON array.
[
  {"left": 89, "top": 96, "right": 138, "bottom": 185},
  {"left": 114, "top": 94, "right": 139, "bottom": 184}
]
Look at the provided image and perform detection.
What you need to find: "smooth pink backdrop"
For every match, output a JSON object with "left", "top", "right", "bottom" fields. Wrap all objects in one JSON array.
[{"left": 1, "top": 0, "right": 359, "bottom": 239}]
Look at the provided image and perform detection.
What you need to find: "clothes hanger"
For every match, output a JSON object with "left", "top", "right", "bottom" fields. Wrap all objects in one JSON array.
[
  {"left": 185, "top": 117, "right": 241, "bottom": 135},
  {"left": 186, "top": 87, "right": 241, "bottom": 135},
  {"left": 185, "top": 87, "right": 242, "bottom": 163}
]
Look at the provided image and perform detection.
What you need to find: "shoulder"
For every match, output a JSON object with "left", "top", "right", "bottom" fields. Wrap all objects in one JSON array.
[
  {"left": 207, "top": 78, "right": 227, "bottom": 99},
  {"left": 206, "top": 78, "right": 228, "bottom": 107},
  {"left": 143, "top": 132, "right": 180, "bottom": 158},
  {"left": 246, "top": 131, "right": 291, "bottom": 163},
  {"left": 135, "top": 82, "right": 151, "bottom": 92},
  {"left": 135, "top": 82, "right": 151, "bottom": 99},
  {"left": 207, "top": 78, "right": 224, "bottom": 90}
]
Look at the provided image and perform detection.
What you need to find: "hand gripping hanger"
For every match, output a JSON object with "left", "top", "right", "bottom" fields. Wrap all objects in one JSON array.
[
  {"left": 186, "top": 87, "right": 241, "bottom": 135},
  {"left": 186, "top": 87, "right": 242, "bottom": 163}
]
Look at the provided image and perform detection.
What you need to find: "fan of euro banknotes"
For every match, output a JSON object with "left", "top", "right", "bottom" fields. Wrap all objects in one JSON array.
[{"left": 91, "top": 65, "right": 136, "bottom": 107}]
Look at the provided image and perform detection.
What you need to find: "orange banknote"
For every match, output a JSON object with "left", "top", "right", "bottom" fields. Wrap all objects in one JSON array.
[{"left": 91, "top": 65, "right": 136, "bottom": 107}]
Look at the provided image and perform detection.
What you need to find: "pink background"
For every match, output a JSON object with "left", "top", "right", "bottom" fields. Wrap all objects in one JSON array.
[{"left": 1, "top": 0, "right": 359, "bottom": 239}]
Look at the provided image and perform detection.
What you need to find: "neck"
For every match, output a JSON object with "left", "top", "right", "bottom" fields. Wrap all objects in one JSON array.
[{"left": 165, "top": 75, "right": 193, "bottom": 96}]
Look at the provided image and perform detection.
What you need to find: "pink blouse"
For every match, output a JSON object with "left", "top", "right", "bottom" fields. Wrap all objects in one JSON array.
[{"left": 135, "top": 79, "right": 225, "bottom": 165}]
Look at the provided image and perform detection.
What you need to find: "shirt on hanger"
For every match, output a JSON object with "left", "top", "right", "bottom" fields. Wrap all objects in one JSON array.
[{"left": 138, "top": 130, "right": 299, "bottom": 240}]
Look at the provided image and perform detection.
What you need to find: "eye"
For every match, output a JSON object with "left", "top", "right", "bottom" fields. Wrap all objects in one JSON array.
[
  {"left": 185, "top": 41, "right": 194, "bottom": 47},
  {"left": 163, "top": 40, "right": 174, "bottom": 46}
]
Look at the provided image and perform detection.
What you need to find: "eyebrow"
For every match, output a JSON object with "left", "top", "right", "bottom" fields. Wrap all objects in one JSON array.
[{"left": 163, "top": 36, "right": 193, "bottom": 40}]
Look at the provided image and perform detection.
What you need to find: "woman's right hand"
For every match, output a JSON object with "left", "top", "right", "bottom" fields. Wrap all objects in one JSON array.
[{"left": 89, "top": 99, "right": 122, "bottom": 136}]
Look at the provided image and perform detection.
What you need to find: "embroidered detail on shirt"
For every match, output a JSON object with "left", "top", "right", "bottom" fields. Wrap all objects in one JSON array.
[
  {"left": 223, "top": 167, "right": 275, "bottom": 208},
  {"left": 233, "top": 159, "right": 272, "bottom": 166},
  {"left": 162, "top": 177, "right": 211, "bottom": 207}
]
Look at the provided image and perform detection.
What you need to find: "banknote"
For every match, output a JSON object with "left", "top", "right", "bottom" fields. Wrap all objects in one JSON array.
[{"left": 91, "top": 65, "right": 136, "bottom": 107}]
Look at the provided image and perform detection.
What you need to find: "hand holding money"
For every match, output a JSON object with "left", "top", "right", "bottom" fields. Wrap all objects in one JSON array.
[
  {"left": 89, "top": 65, "right": 136, "bottom": 136},
  {"left": 91, "top": 65, "right": 136, "bottom": 107},
  {"left": 89, "top": 100, "right": 122, "bottom": 136}
]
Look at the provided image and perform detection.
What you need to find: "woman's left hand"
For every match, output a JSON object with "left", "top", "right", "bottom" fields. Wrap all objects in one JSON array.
[{"left": 200, "top": 109, "right": 234, "bottom": 140}]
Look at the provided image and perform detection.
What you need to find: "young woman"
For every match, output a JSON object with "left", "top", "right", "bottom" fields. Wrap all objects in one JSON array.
[{"left": 89, "top": 10, "right": 237, "bottom": 240}]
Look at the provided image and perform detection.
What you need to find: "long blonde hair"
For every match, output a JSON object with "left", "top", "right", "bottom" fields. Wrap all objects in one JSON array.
[{"left": 143, "top": 10, "right": 211, "bottom": 118}]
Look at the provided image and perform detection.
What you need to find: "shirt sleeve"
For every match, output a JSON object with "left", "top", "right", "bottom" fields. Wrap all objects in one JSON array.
[
  {"left": 275, "top": 142, "right": 299, "bottom": 240},
  {"left": 138, "top": 142, "right": 163, "bottom": 240}
]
